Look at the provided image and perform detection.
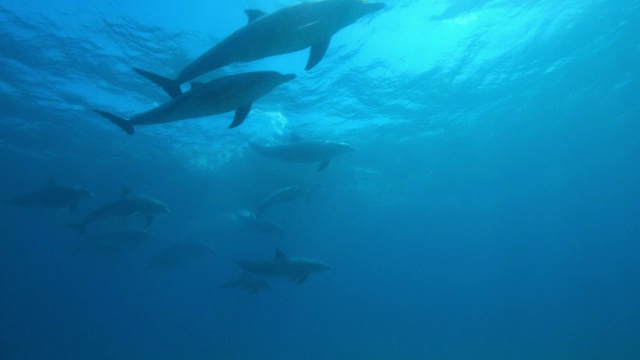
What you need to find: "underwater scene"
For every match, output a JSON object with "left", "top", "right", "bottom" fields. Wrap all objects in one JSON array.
[{"left": 1, "top": 0, "right": 639, "bottom": 359}]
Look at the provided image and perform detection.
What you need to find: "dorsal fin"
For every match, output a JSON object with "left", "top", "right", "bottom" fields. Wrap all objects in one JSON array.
[
  {"left": 121, "top": 186, "right": 133, "bottom": 197},
  {"left": 274, "top": 248, "right": 287, "bottom": 260},
  {"left": 46, "top": 178, "right": 56, "bottom": 188},
  {"left": 245, "top": 9, "right": 266, "bottom": 23},
  {"left": 189, "top": 81, "right": 204, "bottom": 89}
]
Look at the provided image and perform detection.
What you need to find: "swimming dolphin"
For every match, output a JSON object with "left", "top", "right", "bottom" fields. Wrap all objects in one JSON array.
[
  {"left": 250, "top": 139, "right": 355, "bottom": 171},
  {"left": 6, "top": 179, "right": 93, "bottom": 213},
  {"left": 232, "top": 209, "right": 286, "bottom": 238},
  {"left": 149, "top": 241, "right": 216, "bottom": 269},
  {"left": 94, "top": 70, "right": 295, "bottom": 134},
  {"left": 221, "top": 272, "right": 270, "bottom": 294},
  {"left": 235, "top": 248, "right": 330, "bottom": 284},
  {"left": 256, "top": 185, "right": 315, "bottom": 216},
  {"left": 67, "top": 187, "right": 170, "bottom": 233},
  {"left": 134, "top": 0, "right": 385, "bottom": 97}
]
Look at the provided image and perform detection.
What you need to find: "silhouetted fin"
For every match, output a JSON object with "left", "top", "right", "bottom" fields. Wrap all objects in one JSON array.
[
  {"left": 296, "top": 275, "right": 308, "bottom": 284},
  {"left": 274, "top": 248, "right": 286, "bottom": 260},
  {"left": 67, "top": 223, "right": 85, "bottom": 234},
  {"left": 306, "top": 39, "right": 330, "bottom": 70},
  {"left": 145, "top": 215, "right": 153, "bottom": 226},
  {"left": 189, "top": 81, "right": 204, "bottom": 89},
  {"left": 94, "top": 110, "right": 134, "bottom": 135},
  {"left": 69, "top": 202, "right": 77, "bottom": 213},
  {"left": 121, "top": 186, "right": 132, "bottom": 197},
  {"left": 317, "top": 160, "right": 331, "bottom": 172},
  {"left": 229, "top": 104, "right": 252, "bottom": 128},
  {"left": 245, "top": 9, "right": 266, "bottom": 23},
  {"left": 132, "top": 67, "right": 182, "bottom": 99}
]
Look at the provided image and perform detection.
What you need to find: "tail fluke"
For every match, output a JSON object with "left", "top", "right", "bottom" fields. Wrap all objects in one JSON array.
[
  {"left": 132, "top": 67, "right": 182, "bottom": 99},
  {"left": 94, "top": 110, "right": 134, "bottom": 135}
]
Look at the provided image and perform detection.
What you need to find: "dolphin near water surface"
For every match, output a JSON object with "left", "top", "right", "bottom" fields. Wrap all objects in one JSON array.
[
  {"left": 95, "top": 71, "right": 295, "bottom": 134},
  {"left": 133, "top": 0, "right": 385, "bottom": 97}
]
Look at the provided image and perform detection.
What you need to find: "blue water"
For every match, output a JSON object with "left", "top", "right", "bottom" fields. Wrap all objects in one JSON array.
[{"left": 1, "top": 0, "right": 639, "bottom": 358}]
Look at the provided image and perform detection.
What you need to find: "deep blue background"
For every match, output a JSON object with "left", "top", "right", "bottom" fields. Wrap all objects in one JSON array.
[{"left": 1, "top": 0, "right": 639, "bottom": 359}]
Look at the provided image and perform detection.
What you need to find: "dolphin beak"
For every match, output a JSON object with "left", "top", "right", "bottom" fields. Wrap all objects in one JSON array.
[{"left": 283, "top": 74, "right": 296, "bottom": 82}]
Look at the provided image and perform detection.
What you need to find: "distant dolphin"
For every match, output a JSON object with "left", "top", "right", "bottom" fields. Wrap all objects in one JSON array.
[
  {"left": 133, "top": 0, "right": 385, "bottom": 97},
  {"left": 232, "top": 210, "right": 286, "bottom": 238},
  {"left": 68, "top": 187, "right": 169, "bottom": 233},
  {"left": 250, "top": 139, "right": 355, "bottom": 171},
  {"left": 94, "top": 71, "right": 295, "bottom": 134},
  {"left": 6, "top": 179, "right": 93, "bottom": 213},
  {"left": 149, "top": 241, "right": 216, "bottom": 269},
  {"left": 235, "top": 248, "right": 330, "bottom": 284},
  {"left": 221, "top": 272, "right": 270, "bottom": 294},
  {"left": 256, "top": 185, "right": 315, "bottom": 216}
]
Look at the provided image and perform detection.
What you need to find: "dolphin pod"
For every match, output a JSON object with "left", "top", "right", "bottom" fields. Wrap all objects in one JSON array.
[{"left": 133, "top": 0, "right": 385, "bottom": 97}]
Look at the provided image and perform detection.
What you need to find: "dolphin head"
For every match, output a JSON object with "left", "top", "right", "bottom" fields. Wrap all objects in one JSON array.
[
  {"left": 331, "top": 142, "right": 356, "bottom": 157},
  {"left": 150, "top": 199, "right": 171, "bottom": 214},
  {"left": 297, "top": 258, "right": 331, "bottom": 274}
]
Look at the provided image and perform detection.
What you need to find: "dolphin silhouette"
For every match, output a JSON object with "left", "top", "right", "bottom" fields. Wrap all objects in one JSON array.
[
  {"left": 95, "top": 71, "right": 295, "bottom": 134},
  {"left": 132, "top": 0, "right": 384, "bottom": 97}
]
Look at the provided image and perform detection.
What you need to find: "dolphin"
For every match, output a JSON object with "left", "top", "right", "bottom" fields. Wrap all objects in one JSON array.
[
  {"left": 94, "top": 70, "right": 295, "bottom": 134},
  {"left": 149, "top": 241, "right": 216, "bottom": 269},
  {"left": 250, "top": 139, "right": 355, "bottom": 171},
  {"left": 232, "top": 209, "right": 286, "bottom": 238},
  {"left": 256, "top": 185, "right": 315, "bottom": 216},
  {"left": 221, "top": 272, "right": 270, "bottom": 294},
  {"left": 235, "top": 248, "right": 330, "bottom": 284},
  {"left": 67, "top": 187, "right": 170, "bottom": 233},
  {"left": 133, "top": 0, "right": 385, "bottom": 97},
  {"left": 6, "top": 179, "right": 93, "bottom": 213}
]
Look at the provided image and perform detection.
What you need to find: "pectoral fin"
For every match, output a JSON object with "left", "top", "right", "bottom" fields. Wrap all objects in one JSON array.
[
  {"left": 317, "top": 160, "right": 331, "bottom": 172},
  {"left": 306, "top": 39, "right": 330, "bottom": 70},
  {"left": 229, "top": 104, "right": 252, "bottom": 128},
  {"left": 146, "top": 215, "right": 154, "bottom": 226}
]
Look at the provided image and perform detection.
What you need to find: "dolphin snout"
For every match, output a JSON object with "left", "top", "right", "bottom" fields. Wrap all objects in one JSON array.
[{"left": 283, "top": 74, "right": 296, "bottom": 82}]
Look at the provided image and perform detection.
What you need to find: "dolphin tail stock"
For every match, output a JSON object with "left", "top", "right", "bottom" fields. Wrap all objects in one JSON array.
[
  {"left": 94, "top": 110, "right": 134, "bottom": 135},
  {"left": 131, "top": 67, "right": 182, "bottom": 99}
]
